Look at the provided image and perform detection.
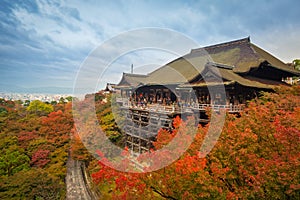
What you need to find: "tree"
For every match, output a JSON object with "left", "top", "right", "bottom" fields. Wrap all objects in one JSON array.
[
  {"left": 26, "top": 100, "right": 53, "bottom": 115},
  {"left": 0, "top": 107, "right": 8, "bottom": 116},
  {"left": 24, "top": 100, "right": 30, "bottom": 107},
  {"left": 71, "top": 130, "right": 93, "bottom": 161},
  {"left": 59, "top": 97, "right": 66, "bottom": 104},
  {"left": 293, "top": 59, "right": 300, "bottom": 70},
  {"left": 30, "top": 149, "right": 50, "bottom": 168},
  {"left": 0, "top": 169, "right": 65, "bottom": 199},
  {"left": 65, "top": 96, "right": 73, "bottom": 102},
  {"left": 50, "top": 100, "right": 57, "bottom": 106},
  {"left": 0, "top": 142, "right": 30, "bottom": 176},
  {"left": 92, "top": 86, "right": 300, "bottom": 199},
  {"left": 0, "top": 97, "right": 72, "bottom": 199},
  {"left": 39, "top": 109, "right": 73, "bottom": 147}
]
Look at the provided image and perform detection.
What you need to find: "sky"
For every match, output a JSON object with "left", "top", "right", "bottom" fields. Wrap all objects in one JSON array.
[{"left": 0, "top": 0, "right": 300, "bottom": 93}]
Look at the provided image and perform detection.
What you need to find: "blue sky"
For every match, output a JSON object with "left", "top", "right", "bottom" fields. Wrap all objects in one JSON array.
[{"left": 1, "top": 0, "right": 300, "bottom": 93}]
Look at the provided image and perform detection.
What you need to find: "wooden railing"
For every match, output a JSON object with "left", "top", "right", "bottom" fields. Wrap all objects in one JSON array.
[
  {"left": 117, "top": 98, "right": 245, "bottom": 113},
  {"left": 193, "top": 104, "right": 245, "bottom": 113}
]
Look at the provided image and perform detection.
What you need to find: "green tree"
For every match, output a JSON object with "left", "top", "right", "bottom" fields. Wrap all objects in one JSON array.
[
  {"left": 26, "top": 100, "right": 53, "bottom": 115},
  {"left": 0, "top": 140, "right": 30, "bottom": 176},
  {"left": 293, "top": 59, "right": 300, "bottom": 70},
  {"left": 50, "top": 100, "right": 57, "bottom": 105},
  {"left": 0, "top": 107, "right": 8, "bottom": 116},
  {"left": 24, "top": 100, "right": 30, "bottom": 107},
  {"left": 59, "top": 97, "right": 66, "bottom": 104},
  {"left": 65, "top": 96, "right": 73, "bottom": 102},
  {"left": 0, "top": 149, "right": 30, "bottom": 176},
  {"left": 0, "top": 169, "right": 65, "bottom": 199}
]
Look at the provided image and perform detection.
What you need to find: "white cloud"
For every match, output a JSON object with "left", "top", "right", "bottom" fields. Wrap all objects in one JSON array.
[
  {"left": 12, "top": 0, "right": 101, "bottom": 51},
  {"left": 2, "top": 0, "right": 300, "bottom": 90},
  {"left": 252, "top": 27, "right": 300, "bottom": 63}
]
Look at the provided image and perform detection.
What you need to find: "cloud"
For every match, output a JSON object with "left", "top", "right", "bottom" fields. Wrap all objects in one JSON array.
[
  {"left": 11, "top": 1, "right": 101, "bottom": 51},
  {"left": 1, "top": 0, "right": 300, "bottom": 91},
  {"left": 252, "top": 27, "right": 300, "bottom": 62}
]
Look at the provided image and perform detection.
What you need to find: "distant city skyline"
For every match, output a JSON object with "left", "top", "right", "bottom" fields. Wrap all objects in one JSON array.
[
  {"left": 1, "top": 0, "right": 300, "bottom": 94},
  {"left": 0, "top": 92, "right": 73, "bottom": 102}
]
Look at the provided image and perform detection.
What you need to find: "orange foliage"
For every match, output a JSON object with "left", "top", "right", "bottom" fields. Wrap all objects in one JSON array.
[{"left": 91, "top": 86, "right": 300, "bottom": 199}]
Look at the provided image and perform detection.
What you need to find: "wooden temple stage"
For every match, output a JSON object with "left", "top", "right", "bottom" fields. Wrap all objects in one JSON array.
[{"left": 117, "top": 98, "right": 244, "bottom": 154}]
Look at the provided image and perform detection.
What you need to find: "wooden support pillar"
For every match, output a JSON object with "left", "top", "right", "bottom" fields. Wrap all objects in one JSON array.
[
  {"left": 131, "top": 135, "right": 134, "bottom": 152},
  {"left": 138, "top": 112, "right": 141, "bottom": 154}
]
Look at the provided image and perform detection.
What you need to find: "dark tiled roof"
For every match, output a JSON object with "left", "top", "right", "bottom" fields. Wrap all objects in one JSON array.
[
  {"left": 242, "top": 76, "right": 289, "bottom": 86},
  {"left": 116, "top": 73, "right": 148, "bottom": 88},
  {"left": 183, "top": 63, "right": 275, "bottom": 89}
]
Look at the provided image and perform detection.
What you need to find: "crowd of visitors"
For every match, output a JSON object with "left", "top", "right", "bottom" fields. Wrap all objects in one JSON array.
[
  {"left": 129, "top": 93, "right": 174, "bottom": 107},
  {"left": 120, "top": 90, "right": 250, "bottom": 110}
]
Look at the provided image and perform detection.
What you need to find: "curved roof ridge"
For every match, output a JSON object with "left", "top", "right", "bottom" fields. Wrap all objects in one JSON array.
[
  {"left": 191, "top": 37, "right": 250, "bottom": 53},
  {"left": 123, "top": 72, "right": 148, "bottom": 77},
  {"left": 206, "top": 61, "right": 234, "bottom": 70}
]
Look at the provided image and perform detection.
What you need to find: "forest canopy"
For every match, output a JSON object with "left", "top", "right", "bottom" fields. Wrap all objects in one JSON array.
[{"left": 0, "top": 86, "right": 299, "bottom": 199}]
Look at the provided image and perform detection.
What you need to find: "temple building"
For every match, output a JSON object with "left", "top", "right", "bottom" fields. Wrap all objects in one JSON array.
[{"left": 114, "top": 37, "right": 300, "bottom": 153}]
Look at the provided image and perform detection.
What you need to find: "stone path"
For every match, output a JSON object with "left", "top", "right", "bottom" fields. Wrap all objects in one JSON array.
[{"left": 66, "top": 157, "right": 92, "bottom": 200}]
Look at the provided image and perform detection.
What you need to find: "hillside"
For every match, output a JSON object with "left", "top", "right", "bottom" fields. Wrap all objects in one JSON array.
[{"left": 0, "top": 86, "right": 299, "bottom": 199}]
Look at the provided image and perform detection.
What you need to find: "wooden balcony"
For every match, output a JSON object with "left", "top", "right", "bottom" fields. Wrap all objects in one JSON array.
[{"left": 117, "top": 98, "right": 245, "bottom": 114}]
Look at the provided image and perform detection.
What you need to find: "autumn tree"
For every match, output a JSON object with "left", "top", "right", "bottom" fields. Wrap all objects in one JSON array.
[
  {"left": 0, "top": 98, "right": 73, "bottom": 198},
  {"left": 0, "top": 169, "right": 65, "bottom": 199},
  {"left": 92, "top": 86, "right": 300, "bottom": 199},
  {"left": 27, "top": 100, "right": 53, "bottom": 115},
  {"left": 0, "top": 136, "right": 30, "bottom": 176},
  {"left": 39, "top": 109, "right": 72, "bottom": 147},
  {"left": 30, "top": 149, "right": 51, "bottom": 168}
]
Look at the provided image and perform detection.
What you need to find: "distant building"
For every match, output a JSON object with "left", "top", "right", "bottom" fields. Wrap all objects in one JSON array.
[{"left": 104, "top": 83, "right": 116, "bottom": 93}]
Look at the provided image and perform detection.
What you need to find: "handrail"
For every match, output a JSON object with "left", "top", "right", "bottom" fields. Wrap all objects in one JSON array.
[
  {"left": 117, "top": 98, "right": 245, "bottom": 113},
  {"left": 194, "top": 104, "right": 245, "bottom": 112}
]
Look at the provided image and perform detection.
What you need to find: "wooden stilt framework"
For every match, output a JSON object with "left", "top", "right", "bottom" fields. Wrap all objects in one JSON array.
[{"left": 122, "top": 107, "right": 173, "bottom": 154}]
